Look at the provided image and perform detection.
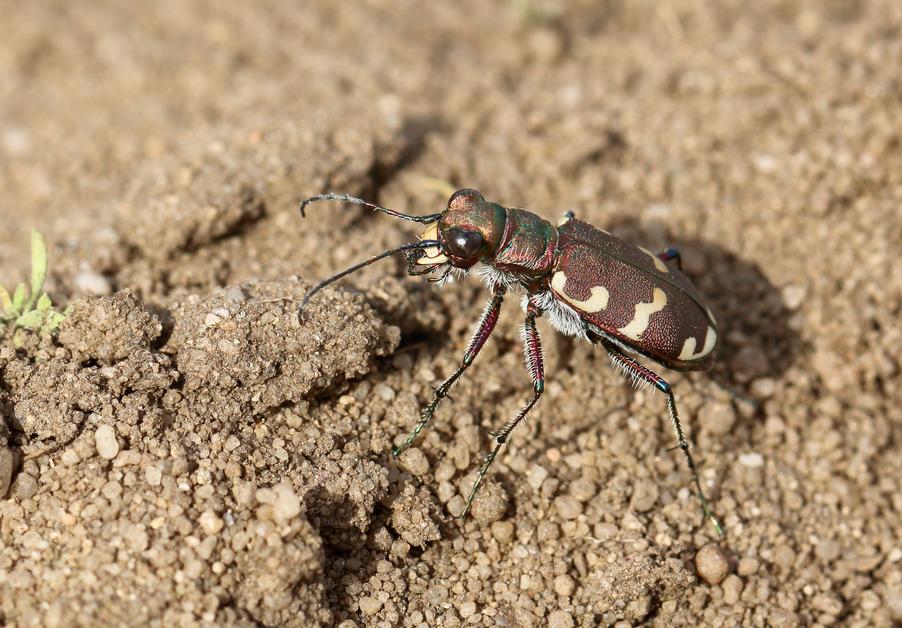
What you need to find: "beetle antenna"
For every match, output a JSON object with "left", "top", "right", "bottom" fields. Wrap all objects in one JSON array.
[
  {"left": 298, "top": 240, "right": 441, "bottom": 316},
  {"left": 299, "top": 193, "right": 443, "bottom": 224}
]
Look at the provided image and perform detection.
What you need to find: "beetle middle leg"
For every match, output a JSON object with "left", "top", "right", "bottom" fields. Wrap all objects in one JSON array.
[
  {"left": 658, "top": 247, "right": 682, "bottom": 270},
  {"left": 600, "top": 339, "right": 723, "bottom": 536},
  {"left": 461, "top": 303, "right": 545, "bottom": 518},
  {"left": 392, "top": 285, "right": 507, "bottom": 457}
]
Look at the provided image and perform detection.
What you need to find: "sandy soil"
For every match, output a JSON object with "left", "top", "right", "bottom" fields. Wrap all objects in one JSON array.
[{"left": 1, "top": 1, "right": 901, "bottom": 626}]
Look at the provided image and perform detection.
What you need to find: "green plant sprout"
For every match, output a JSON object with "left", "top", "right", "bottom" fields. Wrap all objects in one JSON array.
[{"left": 0, "top": 229, "right": 66, "bottom": 336}]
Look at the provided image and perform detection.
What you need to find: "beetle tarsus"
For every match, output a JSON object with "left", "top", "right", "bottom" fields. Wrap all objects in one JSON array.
[
  {"left": 392, "top": 288, "right": 507, "bottom": 458},
  {"left": 601, "top": 338, "right": 724, "bottom": 537},
  {"left": 461, "top": 306, "right": 544, "bottom": 518}
]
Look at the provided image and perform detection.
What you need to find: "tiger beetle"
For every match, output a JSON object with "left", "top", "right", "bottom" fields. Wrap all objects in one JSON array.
[{"left": 299, "top": 189, "right": 723, "bottom": 535}]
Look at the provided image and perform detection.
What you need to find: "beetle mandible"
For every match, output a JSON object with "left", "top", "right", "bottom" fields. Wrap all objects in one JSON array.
[{"left": 299, "top": 188, "right": 722, "bottom": 535}]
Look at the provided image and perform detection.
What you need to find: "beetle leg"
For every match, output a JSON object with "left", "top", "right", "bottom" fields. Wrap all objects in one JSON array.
[
  {"left": 658, "top": 247, "right": 682, "bottom": 270},
  {"left": 461, "top": 303, "right": 545, "bottom": 518},
  {"left": 601, "top": 339, "right": 723, "bottom": 536},
  {"left": 392, "top": 285, "right": 507, "bottom": 457}
]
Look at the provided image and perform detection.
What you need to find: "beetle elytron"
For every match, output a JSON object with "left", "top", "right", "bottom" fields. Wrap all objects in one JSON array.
[{"left": 300, "top": 189, "right": 722, "bottom": 534}]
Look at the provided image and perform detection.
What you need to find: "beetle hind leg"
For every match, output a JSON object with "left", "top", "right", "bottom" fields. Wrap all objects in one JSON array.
[
  {"left": 658, "top": 247, "right": 682, "bottom": 270},
  {"left": 392, "top": 286, "right": 506, "bottom": 458},
  {"left": 461, "top": 304, "right": 545, "bottom": 518},
  {"left": 601, "top": 339, "right": 723, "bottom": 536}
]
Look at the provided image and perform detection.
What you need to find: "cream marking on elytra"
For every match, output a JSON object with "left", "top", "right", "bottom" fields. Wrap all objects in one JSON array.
[
  {"left": 706, "top": 307, "right": 717, "bottom": 325},
  {"left": 417, "top": 222, "right": 449, "bottom": 265},
  {"left": 618, "top": 287, "right": 667, "bottom": 340},
  {"left": 678, "top": 326, "right": 717, "bottom": 361},
  {"left": 639, "top": 246, "right": 669, "bottom": 273},
  {"left": 550, "top": 271, "right": 609, "bottom": 313}
]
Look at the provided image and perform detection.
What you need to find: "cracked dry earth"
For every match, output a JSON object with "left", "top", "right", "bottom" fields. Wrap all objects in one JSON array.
[{"left": 1, "top": 2, "right": 901, "bottom": 627}]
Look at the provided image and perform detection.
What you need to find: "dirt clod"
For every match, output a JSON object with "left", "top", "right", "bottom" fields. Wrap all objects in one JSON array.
[{"left": 58, "top": 289, "right": 161, "bottom": 365}]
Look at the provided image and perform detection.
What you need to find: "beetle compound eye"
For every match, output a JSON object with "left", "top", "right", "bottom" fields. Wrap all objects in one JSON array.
[
  {"left": 446, "top": 228, "right": 484, "bottom": 259},
  {"left": 448, "top": 188, "right": 483, "bottom": 211}
]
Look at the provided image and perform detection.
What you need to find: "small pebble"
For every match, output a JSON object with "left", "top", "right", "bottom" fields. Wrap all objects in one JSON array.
[
  {"left": 553, "top": 573, "right": 576, "bottom": 597},
  {"left": 376, "top": 383, "right": 396, "bottom": 401},
  {"left": 816, "top": 538, "right": 841, "bottom": 562},
  {"left": 698, "top": 401, "right": 737, "bottom": 435},
  {"left": 695, "top": 543, "right": 731, "bottom": 585},
  {"left": 554, "top": 495, "right": 582, "bottom": 520},
  {"left": 0, "top": 448, "right": 16, "bottom": 498},
  {"left": 114, "top": 450, "right": 142, "bottom": 467},
  {"left": 471, "top": 482, "right": 509, "bottom": 525},
  {"left": 95, "top": 424, "right": 119, "bottom": 460},
  {"left": 272, "top": 482, "right": 301, "bottom": 524},
  {"left": 199, "top": 510, "right": 224, "bottom": 535},
  {"left": 569, "top": 478, "right": 596, "bottom": 502},
  {"left": 436, "top": 481, "right": 456, "bottom": 503},
  {"left": 737, "top": 556, "right": 760, "bottom": 576},
  {"left": 73, "top": 271, "right": 112, "bottom": 296},
  {"left": 739, "top": 452, "right": 764, "bottom": 468},
  {"left": 781, "top": 284, "right": 807, "bottom": 310},
  {"left": 537, "top": 521, "right": 560, "bottom": 543},
  {"left": 629, "top": 479, "right": 659, "bottom": 513},
  {"left": 60, "top": 449, "right": 80, "bottom": 466},
  {"left": 458, "top": 601, "right": 477, "bottom": 619},
  {"left": 224, "top": 286, "right": 246, "bottom": 303},
  {"left": 145, "top": 465, "right": 163, "bottom": 487},
  {"left": 491, "top": 520, "right": 514, "bottom": 544},
  {"left": 721, "top": 574, "right": 744, "bottom": 604},
  {"left": 773, "top": 544, "right": 796, "bottom": 570},
  {"left": 398, "top": 448, "right": 429, "bottom": 477},
  {"left": 527, "top": 464, "right": 549, "bottom": 490},
  {"left": 358, "top": 596, "right": 381, "bottom": 616},
  {"left": 446, "top": 495, "right": 466, "bottom": 518},
  {"left": 434, "top": 460, "right": 455, "bottom": 482},
  {"left": 548, "top": 609, "right": 574, "bottom": 628},
  {"left": 730, "top": 345, "right": 770, "bottom": 381},
  {"left": 811, "top": 592, "right": 843, "bottom": 616},
  {"left": 217, "top": 339, "right": 238, "bottom": 354},
  {"left": 101, "top": 480, "right": 122, "bottom": 500},
  {"left": 14, "top": 473, "right": 39, "bottom": 499},
  {"left": 750, "top": 377, "right": 776, "bottom": 398},
  {"left": 886, "top": 585, "right": 902, "bottom": 621}
]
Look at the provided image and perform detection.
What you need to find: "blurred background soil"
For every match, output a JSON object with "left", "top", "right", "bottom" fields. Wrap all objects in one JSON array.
[{"left": 1, "top": 1, "right": 901, "bottom": 626}]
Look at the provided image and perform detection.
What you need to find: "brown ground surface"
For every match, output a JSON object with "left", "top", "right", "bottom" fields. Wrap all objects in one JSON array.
[{"left": 1, "top": 1, "right": 900, "bottom": 626}]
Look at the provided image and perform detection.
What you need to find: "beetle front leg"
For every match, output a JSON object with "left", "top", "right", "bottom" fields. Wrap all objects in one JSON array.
[
  {"left": 601, "top": 339, "right": 723, "bottom": 536},
  {"left": 461, "top": 303, "right": 545, "bottom": 518},
  {"left": 392, "top": 285, "right": 507, "bottom": 457}
]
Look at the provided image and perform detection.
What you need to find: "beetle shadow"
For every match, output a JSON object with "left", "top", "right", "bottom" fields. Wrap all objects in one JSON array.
[{"left": 594, "top": 216, "right": 805, "bottom": 396}]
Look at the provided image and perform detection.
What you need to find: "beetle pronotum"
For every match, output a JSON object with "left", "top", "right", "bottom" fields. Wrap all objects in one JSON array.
[{"left": 300, "top": 189, "right": 723, "bottom": 535}]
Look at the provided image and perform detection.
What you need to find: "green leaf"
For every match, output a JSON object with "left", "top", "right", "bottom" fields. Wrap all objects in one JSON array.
[
  {"left": 45, "top": 311, "right": 66, "bottom": 332},
  {"left": 0, "top": 284, "right": 11, "bottom": 315},
  {"left": 27, "top": 229, "right": 48, "bottom": 311},
  {"left": 12, "top": 283, "right": 26, "bottom": 314},
  {"left": 16, "top": 309, "right": 44, "bottom": 330},
  {"left": 36, "top": 293, "right": 52, "bottom": 312}
]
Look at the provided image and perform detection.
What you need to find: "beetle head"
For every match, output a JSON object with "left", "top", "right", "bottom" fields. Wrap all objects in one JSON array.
[
  {"left": 411, "top": 189, "right": 507, "bottom": 272},
  {"left": 297, "top": 188, "right": 507, "bottom": 313}
]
